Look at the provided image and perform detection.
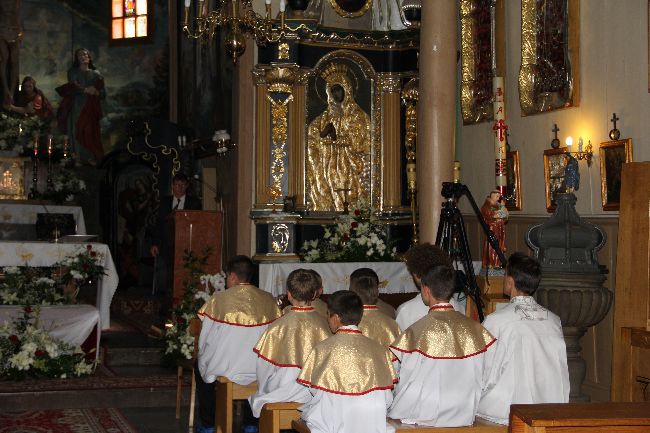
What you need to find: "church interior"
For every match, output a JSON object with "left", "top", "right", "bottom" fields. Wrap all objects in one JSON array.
[{"left": 0, "top": 0, "right": 649, "bottom": 432}]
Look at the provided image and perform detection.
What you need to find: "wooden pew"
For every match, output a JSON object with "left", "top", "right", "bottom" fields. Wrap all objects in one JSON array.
[
  {"left": 509, "top": 402, "right": 650, "bottom": 432},
  {"left": 291, "top": 418, "right": 507, "bottom": 433},
  {"left": 214, "top": 377, "right": 258, "bottom": 433},
  {"left": 259, "top": 402, "right": 302, "bottom": 433}
]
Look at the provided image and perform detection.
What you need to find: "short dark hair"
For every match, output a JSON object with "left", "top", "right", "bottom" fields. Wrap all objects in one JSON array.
[
  {"left": 286, "top": 269, "right": 320, "bottom": 302},
  {"left": 327, "top": 290, "right": 363, "bottom": 326},
  {"left": 349, "top": 268, "right": 379, "bottom": 305},
  {"left": 225, "top": 255, "right": 255, "bottom": 283},
  {"left": 305, "top": 269, "right": 323, "bottom": 292},
  {"left": 420, "top": 264, "right": 456, "bottom": 301},
  {"left": 172, "top": 172, "right": 190, "bottom": 184},
  {"left": 506, "top": 252, "right": 541, "bottom": 295},
  {"left": 403, "top": 243, "right": 452, "bottom": 280}
]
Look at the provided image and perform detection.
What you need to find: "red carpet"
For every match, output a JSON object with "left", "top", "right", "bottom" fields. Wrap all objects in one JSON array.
[{"left": 0, "top": 408, "right": 138, "bottom": 432}]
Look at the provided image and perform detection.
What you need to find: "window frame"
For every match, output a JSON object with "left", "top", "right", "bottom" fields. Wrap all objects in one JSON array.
[{"left": 109, "top": 0, "right": 154, "bottom": 46}]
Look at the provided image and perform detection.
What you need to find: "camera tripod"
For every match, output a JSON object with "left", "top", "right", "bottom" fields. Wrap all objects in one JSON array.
[{"left": 435, "top": 182, "right": 507, "bottom": 322}]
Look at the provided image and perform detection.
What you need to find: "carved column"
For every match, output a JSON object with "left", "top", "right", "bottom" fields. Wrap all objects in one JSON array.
[
  {"left": 253, "top": 69, "right": 271, "bottom": 209},
  {"left": 379, "top": 73, "right": 403, "bottom": 213},
  {"left": 418, "top": 0, "right": 457, "bottom": 242},
  {"left": 289, "top": 70, "right": 308, "bottom": 210}
]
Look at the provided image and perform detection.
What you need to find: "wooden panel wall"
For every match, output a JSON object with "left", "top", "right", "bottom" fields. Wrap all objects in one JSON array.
[{"left": 463, "top": 214, "right": 618, "bottom": 402}]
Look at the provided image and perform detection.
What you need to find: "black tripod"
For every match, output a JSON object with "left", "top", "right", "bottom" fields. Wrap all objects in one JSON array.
[{"left": 435, "top": 182, "right": 507, "bottom": 322}]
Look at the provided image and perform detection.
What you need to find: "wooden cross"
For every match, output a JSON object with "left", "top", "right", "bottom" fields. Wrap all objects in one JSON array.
[
  {"left": 552, "top": 123, "right": 560, "bottom": 137},
  {"left": 334, "top": 185, "right": 352, "bottom": 214},
  {"left": 611, "top": 113, "right": 619, "bottom": 130}
]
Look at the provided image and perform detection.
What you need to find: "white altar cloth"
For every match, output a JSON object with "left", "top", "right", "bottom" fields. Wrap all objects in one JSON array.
[
  {"left": 0, "top": 242, "right": 118, "bottom": 329},
  {"left": 0, "top": 202, "right": 87, "bottom": 234},
  {"left": 0, "top": 305, "right": 100, "bottom": 359}
]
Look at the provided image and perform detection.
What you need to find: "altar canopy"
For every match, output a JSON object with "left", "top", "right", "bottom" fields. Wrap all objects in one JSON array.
[
  {"left": 0, "top": 242, "right": 118, "bottom": 329},
  {"left": 0, "top": 305, "right": 100, "bottom": 360}
]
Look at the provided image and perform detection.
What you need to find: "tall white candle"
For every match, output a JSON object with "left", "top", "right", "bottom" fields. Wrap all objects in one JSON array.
[
  {"left": 492, "top": 76, "right": 507, "bottom": 195},
  {"left": 280, "top": 0, "right": 286, "bottom": 12}
]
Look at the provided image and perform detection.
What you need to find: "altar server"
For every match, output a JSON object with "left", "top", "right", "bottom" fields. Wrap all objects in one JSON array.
[
  {"left": 477, "top": 252, "right": 569, "bottom": 425},
  {"left": 298, "top": 291, "right": 397, "bottom": 433},
  {"left": 349, "top": 268, "right": 400, "bottom": 347},
  {"left": 396, "top": 243, "right": 463, "bottom": 330},
  {"left": 249, "top": 269, "right": 331, "bottom": 417},
  {"left": 389, "top": 264, "right": 495, "bottom": 427},
  {"left": 195, "top": 255, "right": 281, "bottom": 432},
  {"left": 283, "top": 269, "right": 328, "bottom": 317}
]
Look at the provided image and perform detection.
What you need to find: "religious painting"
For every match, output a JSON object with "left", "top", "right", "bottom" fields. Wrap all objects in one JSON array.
[
  {"left": 0, "top": 157, "right": 27, "bottom": 200},
  {"left": 306, "top": 52, "right": 375, "bottom": 212},
  {"left": 329, "top": 0, "right": 373, "bottom": 17},
  {"left": 460, "top": 0, "right": 503, "bottom": 124},
  {"left": 599, "top": 139, "right": 633, "bottom": 211},
  {"left": 504, "top": 151, "right": 522, "bottom": 211},
  {"left": 519, "top": 0, "right": 579, "bottom": 115},
  {"left": 543, "top": 147, "right": 568, "bottom": 212}
]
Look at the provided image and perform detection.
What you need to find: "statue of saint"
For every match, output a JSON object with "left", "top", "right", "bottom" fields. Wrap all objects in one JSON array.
[
  {"left": 307, "top": 63, "right": 370, "bottom": 211},
  {"left": 481, "top": 190, "right": 509, "bottom": 271},
  {"left": 563, "top": 152, "right": 580, "bottom": 192}
]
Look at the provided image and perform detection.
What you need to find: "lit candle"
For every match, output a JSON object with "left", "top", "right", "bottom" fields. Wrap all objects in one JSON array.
[
  {"left": 47, "top": 135, "right": 53, "bottom": 157},
  {"left": 565, "top": 136, "right": 573, "bottom": 151},
  {"left": 33, "top": 135, "right": 39, "bottom": 157},
  {"left": 63, "top": 135, "right": 69, "bottom": 158}
]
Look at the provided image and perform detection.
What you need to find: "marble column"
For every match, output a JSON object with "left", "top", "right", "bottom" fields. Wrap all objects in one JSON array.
[{"left": 418, "top": 1, "right": 457, "bottom": 242}]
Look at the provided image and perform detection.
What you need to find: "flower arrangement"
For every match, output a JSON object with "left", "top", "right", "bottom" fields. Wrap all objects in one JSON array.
[
  {"left": 300, "top": 202, "right": 397, "bottom": 262},
  {"left": 0, "top": 113, "right": 47, "bottom": 155},
  {"left": 39, "top": 163, "right": 87, "bottom": 204},
  {"left": 0, "top": 306, "right": 95, "bottom": 380},
  {"left": 55, "top": 245, "right": 105, "bottom": 285},
  {"left": 0, "top": 266, "right": 66, "bottom": 306},
  {"left": 163, "top": 248, "right": 223, "bottom": 364}
]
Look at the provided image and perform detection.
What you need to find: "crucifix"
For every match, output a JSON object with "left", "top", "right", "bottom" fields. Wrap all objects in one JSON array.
[
  {"left": 334, "top": 184, "right": 351, "bottom": 214},
  {"left": 551, "top": 123, "right": 560, "bottom": 148},
  {"left": 609, "top": 112, "right": 621, "bottom": 140}
]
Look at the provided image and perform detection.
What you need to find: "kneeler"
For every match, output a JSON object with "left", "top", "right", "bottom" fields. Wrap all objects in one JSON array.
[
  {"left": 176, "top": 318, "right": 202, "bottom": 430},
  {"left": 214, "top": 377, "right": 258, "bottom": 433},
  {"left": 292, "top": 418, "right": 506, "bottom": 433},
  {"left": 259, "top": 402, "right": 301, "bottom": 433}
]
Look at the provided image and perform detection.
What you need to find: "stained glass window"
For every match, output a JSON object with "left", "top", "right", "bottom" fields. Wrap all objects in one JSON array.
[{"left": 111, "top": 0, "right": 150, "bottom": 42}]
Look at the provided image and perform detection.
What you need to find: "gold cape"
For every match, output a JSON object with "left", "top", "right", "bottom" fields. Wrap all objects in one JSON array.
[
  {"left": 376, "top": 299, "right": 396, "bottom": 319},
  {"left": 198, "top": 284, "right": 281, "bottom": 326},
  {"left": 282, "top": 297, "right": 328, "bottom": 317},
  {"left": 390, "top": 304, "right": 496, "bottom": 359},
  {"left": 298, "top": 328, "right": 397, "bottom": 395},
  {"left": 254, "top": 307, "right": 332, "bottom": 368},
  {"left": 359, "top": 306, "right": 401, "bottom": 347}
]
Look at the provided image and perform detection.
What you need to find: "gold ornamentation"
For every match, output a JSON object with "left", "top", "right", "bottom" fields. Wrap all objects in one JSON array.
[
  {"left": 270, "top": 223, "right": 290, "bottom": 253},
  {"left": 278, "top": 42, "right": 290, "bottom": 60},
  {"left": 198, "top": 284, "right": 281, "bottom": 326},
  {"left": 328, "top": 0, "right": 373, "bottom": 18},
  {"left": 401, "top": 78, "right": 418, "bottom": 245},
  {"left": 359, "top": 307, "right": 401, "bottom": 347}
]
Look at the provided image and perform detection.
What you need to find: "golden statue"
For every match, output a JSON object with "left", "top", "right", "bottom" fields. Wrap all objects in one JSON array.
[{"left": 307, "top": 63, "right": 371, "bottom": 211}]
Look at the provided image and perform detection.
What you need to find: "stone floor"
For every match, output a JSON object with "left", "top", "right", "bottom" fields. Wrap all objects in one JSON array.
[{"left": 121, "top": 406, "right": 197, "bottom": 433}]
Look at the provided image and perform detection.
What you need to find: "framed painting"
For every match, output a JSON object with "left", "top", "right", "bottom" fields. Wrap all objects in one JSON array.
[
  {"left": 504, "top": 151, "right": 522, "bottom": 210},
  {"left": 599, "top": 138, "right": 633, "bottom": 211},
  {"left": 543, "top": 147, "right": 568, "bottom": 212}
]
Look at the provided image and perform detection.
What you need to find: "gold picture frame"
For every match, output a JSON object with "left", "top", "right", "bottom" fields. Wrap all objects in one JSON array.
[
  {"left": 543, "top": 147, "right": 568, "bottom": 212},
  {"left": 505, "top": 151, "right": 522, "bottom": 211},
  {"left": 329, "top": 0, "right": 372, "bottom": 18},
  {"left": 599, "top": 138, "right": 633, "bottom": 211}
]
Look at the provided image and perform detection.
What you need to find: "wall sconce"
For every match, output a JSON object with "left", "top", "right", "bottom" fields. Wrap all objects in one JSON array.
[
  {"left": 213, "top": 130, "right": 236, "bottom": 156},
  {"left": 565, "top": 136, "right": 593, "bottom": 166}
]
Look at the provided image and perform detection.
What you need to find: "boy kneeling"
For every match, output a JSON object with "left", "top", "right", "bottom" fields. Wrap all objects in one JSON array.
[{"left": 298, "top": 291, "right": 397, "bottom": 433}]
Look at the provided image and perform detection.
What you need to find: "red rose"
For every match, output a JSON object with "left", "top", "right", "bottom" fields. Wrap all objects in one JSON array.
[
  {"left": 8, "top": 335, "right": 19, "bottom": 343},
  {"left": 86, "top": 245, "right": 92, "bottom": 250},
  {"left": 354, "top": 209, "right": 361, "bottom": 216},
  {"left": 351, "top": 221, "right": 358, "bottom": 229},
  {"left": 90, "top": 251, "right": 97, "bottom": 258},
  {"left": 24, "top": 305, "right": 32, "bottom": 314},
  {"left": 35, "top": 350, "right": 45, "bottom": 358}
]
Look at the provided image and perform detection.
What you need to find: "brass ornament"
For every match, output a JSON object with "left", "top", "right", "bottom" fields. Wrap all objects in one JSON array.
[
  {"left": 401, "top": 77, "right": 419, "bottom": 245},
  {"left": 328, "top": 0, "right": 373, "bottom": 18},
  {"left": 270, "top": 223, "right": 291, "bottom": 253},
  {"left": 278, "top": 42, "right": 290, "bottom": 60}
]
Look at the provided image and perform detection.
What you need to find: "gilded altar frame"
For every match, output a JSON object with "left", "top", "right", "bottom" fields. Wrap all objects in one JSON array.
[
  {"left": 543, "top": 147, "right": 568, "bottom": 212},
  {"left": 253, "top": 51, "right": 409, "bottom": 215},
  {"left": 599, "top": 138, "right": 633, "bottom": 211}
]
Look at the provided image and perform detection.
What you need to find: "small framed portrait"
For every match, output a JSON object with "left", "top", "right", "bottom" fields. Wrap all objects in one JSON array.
[
  {"left": 543, "top": 147, "right": 568, "bottom": 212},
  {"left": 504, "top": 151, "right": 522, "bottom": 211},
  {"left": 329, "top": 0, "right": 372, "bottom": 17},
  {"left": 599, "top": 138, "right": 633, "bottom": 211}
]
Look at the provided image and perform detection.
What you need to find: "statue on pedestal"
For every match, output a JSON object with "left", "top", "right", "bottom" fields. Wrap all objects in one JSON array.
[{"left": 480, "top": 190, "right": 509, "bottom": 272}]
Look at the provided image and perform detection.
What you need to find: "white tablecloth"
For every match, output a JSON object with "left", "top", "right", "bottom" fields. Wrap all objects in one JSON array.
[
  {"left": 259, "top": 261, "right": 484, "bottom": 297},
  {"left": 0, "top": 242, "right": 118, "bottom": 329},
  {"left": 0, "top": 305, "right": 100, "bottom": 359},
  {"left": 0, "top": 202, "right": 86, "bottom": 234}
]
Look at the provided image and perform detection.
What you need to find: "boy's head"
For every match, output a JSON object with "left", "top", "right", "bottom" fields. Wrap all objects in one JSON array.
[
  {"left": 505, "top": 252, "right": 541, "bottom": 296},
  {"left": 326, "top": 290, "right": 363, "bottom": 332},
  {"left": 286, "top": 268, "right": 321, "bottom": 303},
  {"left": 225, "top": 255, "right": 255, "bottom": 286},
  {"left": 306, "top": 269, "right": 324, "bottom": 298},
  {"left": 402, "top": 243, "right": 452, "bottom": 289},
  {"left": 349, "top": 268, "right": 379, "bottom": 305},
  {"left": 420, "top": 264, "right": 456, "bottom": 306}
]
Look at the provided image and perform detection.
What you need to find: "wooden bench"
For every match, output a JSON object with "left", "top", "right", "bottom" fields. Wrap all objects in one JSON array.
[
  {"left": 215, "top": 376, "right": 258, "bottom": 433},
  {"left": 291, "top": 418, "right": 506, "bottom": 433},
  {"left": 259, "top": 402, "right": 302, "bottom": 433},
  {"left": 509, "top": 402, "right": 650, "bottom": 433}
]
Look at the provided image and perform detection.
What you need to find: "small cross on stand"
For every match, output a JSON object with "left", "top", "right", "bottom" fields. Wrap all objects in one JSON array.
[
  {"left": 334, "top": 185, "right": 352, "bottom": 214},
  {"left": 551, "top": 123, "right": 560, "bottom": 148},
  {"left": 609, "top": 112, "right": 621, "bottom": 140}
]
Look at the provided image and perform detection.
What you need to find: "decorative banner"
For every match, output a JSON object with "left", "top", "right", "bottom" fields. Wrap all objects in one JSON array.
[{"left": 492, "top": 76, "right": 507, "bottom": 196}]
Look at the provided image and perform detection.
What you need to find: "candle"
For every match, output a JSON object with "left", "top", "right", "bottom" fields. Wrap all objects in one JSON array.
[
  {"left": 63, "top": 135, "right": 69, "bottom": 158},
  {"left": 265, "top": 0, "right": 271, "bottom": 4},
  {"left": 578, "top": 137, "right": 583, "bottom": 153},
  {"left": 182, "top": 135, "right": 187, "bottom": 148},
  {"left": 33, "top": 135, "right": 39, "bottom": 157},
  {"left": 566, "top": 136, "right": 573, "bottom": 150},
  {"left": 183, "top": 0, "right": 191, "bottom": 26},
  {"left": 184, "top": 0, "right": 190, "bottom": 6},
  {"left": 47, "top": 135, "right": 53, "bottom": 157},
  {"left": 280, "top": 0, "right": 285, "bottom": 12},
  {"left": 492, "top": 76, "right": 507, "bottom": 196},
  {"left": 189, "top": 223, "right": 193, "bottom": 251}
]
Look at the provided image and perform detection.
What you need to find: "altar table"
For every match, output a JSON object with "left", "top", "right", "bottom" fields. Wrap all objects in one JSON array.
[
  {"left": 0, "top": 242, "right": 118, "bottom": 329},
  {"left": 0, "top": 202, "right": 87, "bottom": 234},
  {"left": 0, "top": 305, "right": 100, "bottom": 359}
]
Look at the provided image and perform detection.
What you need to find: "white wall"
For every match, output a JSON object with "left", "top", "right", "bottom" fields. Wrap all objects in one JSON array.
[{"left": 458, "top": 0, "right": 649, "bottom": 217}]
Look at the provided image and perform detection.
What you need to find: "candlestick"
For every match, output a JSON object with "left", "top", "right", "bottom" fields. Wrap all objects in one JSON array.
[
  {"left": 183, "top": 0, "right": 191, "bottom": 26},
  {"left": 47, "top": 135, "right": 53, "bottom": 157},
  {"left": 33, "top": 135, "right": 39, "bottom": 157},
  {"left": 63, "top": 135, "right": 69, "bottom": 159}
]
